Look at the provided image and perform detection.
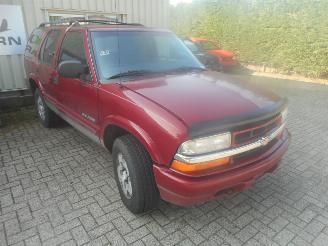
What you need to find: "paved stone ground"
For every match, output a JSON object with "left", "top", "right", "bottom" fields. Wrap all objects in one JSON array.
[{"left": 1, "top": 76, "right": 328, "bottom": 246}]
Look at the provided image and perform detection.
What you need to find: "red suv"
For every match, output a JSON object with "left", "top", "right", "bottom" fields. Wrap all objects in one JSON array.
[{"left": 24, "top": 19, "right": 290, "bottom": 213}]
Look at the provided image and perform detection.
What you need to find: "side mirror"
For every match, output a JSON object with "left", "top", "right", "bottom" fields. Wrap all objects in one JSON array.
[{"left": 58, "top": 60, "right": 88, "bottom": 78}]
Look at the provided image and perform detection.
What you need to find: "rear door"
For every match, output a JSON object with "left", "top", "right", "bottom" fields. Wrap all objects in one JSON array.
[
  {"left": 37, "top": 29, "right": 62, "bottom": 102},
  {"left": 56, "top": 30, "right": 99, "bottom": 135}
]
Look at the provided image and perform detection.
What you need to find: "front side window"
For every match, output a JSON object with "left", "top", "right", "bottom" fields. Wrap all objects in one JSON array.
[
  {"left": 59, "top": 31, "right": 90, "bottom": 80},
  {"left": 59, "top": 31, "right": 87, "bottom": 65},
  {"left": 40, "top": 30, "right": 61, "bottom": 65},
  {"left": 91, "top": 31, "right": 203, "bottom": 82}
]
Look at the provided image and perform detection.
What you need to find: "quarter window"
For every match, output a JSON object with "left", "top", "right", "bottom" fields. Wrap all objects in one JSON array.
[
  {"left": 40, "top": 30, "right": 61, "bottom": 65},
  {"left": 25, "top": 28, "right": 45, "bottom": 59}
]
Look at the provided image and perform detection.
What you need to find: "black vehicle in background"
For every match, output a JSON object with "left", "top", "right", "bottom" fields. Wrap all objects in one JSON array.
[{"left": 181, "top": 38, "right": 222, "bottom": 71}]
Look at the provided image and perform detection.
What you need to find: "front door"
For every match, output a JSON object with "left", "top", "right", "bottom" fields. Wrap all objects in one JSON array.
[{"left": 56, "top": 30, "right": 99, "bottom": 136}]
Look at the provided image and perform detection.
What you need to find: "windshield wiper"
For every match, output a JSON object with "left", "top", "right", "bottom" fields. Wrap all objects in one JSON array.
[
  {"left": 108, "top": 70, "right": 155, "bottom": 80},
  {"left": 166, "top": 66, "right": 206, "bottom": 74}
]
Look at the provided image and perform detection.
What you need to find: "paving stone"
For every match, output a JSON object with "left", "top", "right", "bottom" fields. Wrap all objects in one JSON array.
[
  {"left": 269, "top": 216, "right": 289, "bottom": 232},
  {"left": 89, "top": 221, "right": 114, "bottom": 239},
  {"left": 235, "top": 224, "right": 258, "bottom": 242},
  {"left": 39, "top": 222, "right": 54, "bottom": 241},
  {"left": 25, "top": 235, "right": 41, "bottom": 246},
  {"left": 5, "top": 218, "right": 20, "bottom": 237},
  {"left": 106, "top": 229, "right": 127, "bottom": 246},
  {"left": 71, "top": 225, "right": 90, "bottom": 245},
  {"left": 313, "top": 233, "right": 328, "bottom": 246},
  {"left": 141, "top": 234, "right": 161, "bottom": 246},
  {"left": 234, "top": 213, "right": 254, "bottom": 229},
  {"left": 80, "top": 213, "right": 97, "bottom": 231},
  {"left": 160, "top": 231, "right": 187, "bottom": 246},
  {"left": 54, "top": 218, "right": 80, "bottom": 235},
  {"left": 43, "top": 231, "right": 72, "bottom": 246},
  {"left": 88, "top": 235, "right": 108, "bottom": 246},
  {"left": 1, "top": 193, "right": 14, "bottom": 207},
  {"left": 123, "top": 226, "right": 150, "bottom": 244},
  {"left": 304, "top": 219, "right": 325, "bottom": 236},
  {"left": 274, "top": 229, "right": 295, "bottom": 246},
  {"left": 7, "top": 227, "right": 37, "bottom": 245},
  {"left": 0, "top": 230, "right": 7, "bottom": 246},
  {"left": 146, "top": 221, "right": 168, "bottom": 240},
  {"left": 298, "top": 209, "right": 317, "bottom": 223},
  {"left": 112, "top": 217, "right": 133, "bottom": 235},
  {"left": 60, "top": 240, "right": 77, "bottom": 246}
]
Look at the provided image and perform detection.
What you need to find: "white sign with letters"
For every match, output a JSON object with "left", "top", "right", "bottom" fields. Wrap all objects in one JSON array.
[{"left": 0, "top": 5, "right": 27, "bottom": 55}]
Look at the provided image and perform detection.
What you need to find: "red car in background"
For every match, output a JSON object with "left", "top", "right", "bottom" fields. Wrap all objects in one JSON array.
[{"left": 190, "top": 37, "right": 237, "bottom": 69}]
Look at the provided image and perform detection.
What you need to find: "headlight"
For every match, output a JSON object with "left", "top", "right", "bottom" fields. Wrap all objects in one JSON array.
[
  {"left": 281, "top": 107, "right": 288, "bottom": 122},
  {"left": 172, "top": 132, "right": 232, "bottom": 173},
  {"left": 177, "top": 132, "right": 231, "bottom": 156}
]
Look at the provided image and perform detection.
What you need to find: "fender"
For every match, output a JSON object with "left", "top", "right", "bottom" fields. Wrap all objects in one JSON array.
[{"left": 101, "top": 115, "right": 162, "bottom": 165}]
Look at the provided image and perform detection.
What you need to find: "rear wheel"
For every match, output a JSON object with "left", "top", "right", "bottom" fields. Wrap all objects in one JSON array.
[
  {"left": 112, "top": 135, "right": 159, "bottom": 213},
  {"left": 34, "top": 89, "right": 59, "bottom": 128}
]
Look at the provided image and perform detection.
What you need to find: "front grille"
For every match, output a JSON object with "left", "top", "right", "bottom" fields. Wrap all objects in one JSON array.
[
  {"left": 233, "top": 138, "right": 278, "bottom": 162},
  {"left": 233, "top": 116, "right": 280, "bottom": 146}
]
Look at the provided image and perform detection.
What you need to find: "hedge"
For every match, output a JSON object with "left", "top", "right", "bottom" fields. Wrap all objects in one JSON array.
[{"left": 170, "top": 0, "right": 328, "bottom": 78}]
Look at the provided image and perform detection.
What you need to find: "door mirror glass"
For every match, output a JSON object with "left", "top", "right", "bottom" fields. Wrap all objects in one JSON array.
[{"left": 58, "top": 60, "right": 88, "bottom": 78}]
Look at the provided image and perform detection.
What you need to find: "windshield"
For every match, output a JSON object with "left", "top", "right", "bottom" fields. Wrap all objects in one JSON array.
[
  {"left": 199, "top": 41, "right": 220, "bottom": 50},
  {"left": 91, "top": 31, "right": 204, "bottom": 82}
]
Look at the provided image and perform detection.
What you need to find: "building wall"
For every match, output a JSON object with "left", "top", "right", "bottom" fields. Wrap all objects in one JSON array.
[{"left": 0, "top": 0, "right": 170, "bottom": 91}]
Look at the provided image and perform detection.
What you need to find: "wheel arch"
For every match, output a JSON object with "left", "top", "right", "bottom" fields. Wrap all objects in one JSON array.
[
  {"left": 28, "top": 74, "right": 42, "bottom": 95},
  {"left": 102, "top": 118, "right": 161, "bottom": 164},
  {"left": 29, "top": 78, "right": 38, "bottom": 94}
]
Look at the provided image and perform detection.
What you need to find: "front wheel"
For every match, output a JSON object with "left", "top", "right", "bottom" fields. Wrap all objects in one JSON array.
[{"left": 112, "top": 135, "right": 159, "bottom": 213}]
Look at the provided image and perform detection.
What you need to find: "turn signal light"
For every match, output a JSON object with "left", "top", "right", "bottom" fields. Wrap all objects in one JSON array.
[{"left": 171, "top": 157, "right": 231, "bottom": 173}]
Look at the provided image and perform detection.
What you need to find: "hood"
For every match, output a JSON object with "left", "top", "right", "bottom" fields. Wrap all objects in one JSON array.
[
  {"left": 208, "top": 49, "right": 234, "bottom": 58},
  {"left": 120, "top": 71, "right": 282, "bottom": 133}
]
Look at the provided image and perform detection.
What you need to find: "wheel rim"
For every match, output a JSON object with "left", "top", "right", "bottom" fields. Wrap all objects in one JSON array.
[
  {"left": 117, "top": 153, "right": 133, "bottom": 199},
  {"left": 37, "top": 96, "right": 46, "bottom": 121}
]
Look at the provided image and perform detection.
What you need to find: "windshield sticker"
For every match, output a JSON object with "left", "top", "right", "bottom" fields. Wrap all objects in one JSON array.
[{"left": 100, "top": 50, "right": 111, "bottom": 56}]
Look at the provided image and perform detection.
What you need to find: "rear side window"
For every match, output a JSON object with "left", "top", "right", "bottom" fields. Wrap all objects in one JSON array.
[
  {"left": 40, "top": 30, "right": 61, "bottom": 65},
  {"left": 25, "top": 28, "right": 45, "bottom": 59},
  {"left": 59, "top": 31, "right": 87, "bottom": 65}
]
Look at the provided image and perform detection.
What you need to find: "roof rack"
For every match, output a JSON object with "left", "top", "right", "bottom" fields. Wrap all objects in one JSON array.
[{"left": 39, "top": 17, "right": 143, "bottom": 28}]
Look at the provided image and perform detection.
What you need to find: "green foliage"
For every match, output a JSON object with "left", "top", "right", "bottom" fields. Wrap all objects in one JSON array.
[{"left": 170, "top": 0, "right": 328, "bottom": 78}]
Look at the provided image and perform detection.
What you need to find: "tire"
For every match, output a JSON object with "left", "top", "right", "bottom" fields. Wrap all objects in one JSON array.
[
  {"left": 34, "top": 89, "right": 59, "bottom": 128},
  {"left": 112, "top": 134, "right": 159, "bottom": 213}
]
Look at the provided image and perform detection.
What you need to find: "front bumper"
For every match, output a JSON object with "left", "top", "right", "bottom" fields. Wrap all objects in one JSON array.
[{"left": 153, "top": 129, "right": 290, "bottom": 206}]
